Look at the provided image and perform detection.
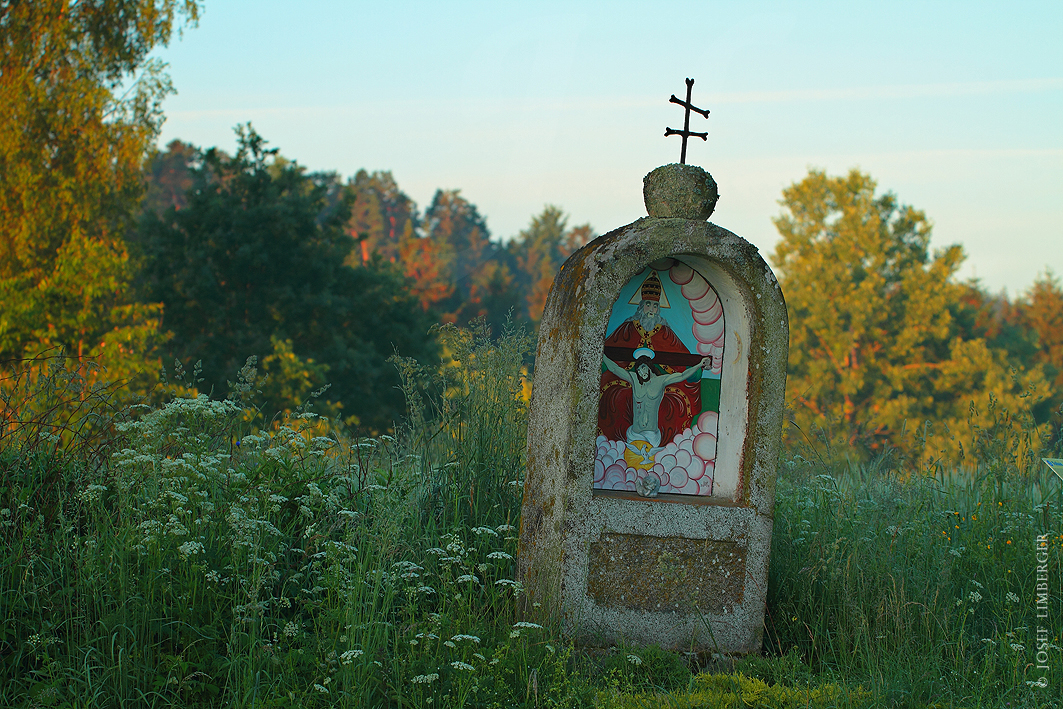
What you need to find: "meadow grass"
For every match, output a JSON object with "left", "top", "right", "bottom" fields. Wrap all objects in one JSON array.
[{"left": 1, "top": 326, "right": 1060, "bottom": 708}]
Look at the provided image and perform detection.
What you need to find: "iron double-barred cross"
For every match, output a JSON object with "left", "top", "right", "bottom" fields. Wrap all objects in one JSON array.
[{"left": 665, "top": 78, "right": 710, "bottom": 165}]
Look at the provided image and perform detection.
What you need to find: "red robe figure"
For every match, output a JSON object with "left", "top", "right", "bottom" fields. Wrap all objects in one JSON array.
[{"left": 598, "top": 270, "right": 702, "bottom": 446}]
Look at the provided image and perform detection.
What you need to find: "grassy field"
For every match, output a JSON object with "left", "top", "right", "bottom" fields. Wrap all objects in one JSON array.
[{"left": 2, "top": 325, "right": 1061, "bottom": 708}]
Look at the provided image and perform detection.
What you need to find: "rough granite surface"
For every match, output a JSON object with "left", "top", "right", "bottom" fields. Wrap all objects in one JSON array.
[{"left": 643, "top": 163, "right": 719, "bottom": 220}]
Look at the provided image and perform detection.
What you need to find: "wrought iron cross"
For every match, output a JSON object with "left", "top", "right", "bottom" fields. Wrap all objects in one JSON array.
[{"left": 665, "top": 78, "right": 710, "bottom": 164}]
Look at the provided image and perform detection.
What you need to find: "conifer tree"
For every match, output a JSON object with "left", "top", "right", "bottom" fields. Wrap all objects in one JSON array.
[
  {"left": 426, "top": 190, "right": 521, "bottom": 330},
  {"left": 345, "top": 172, "right": 454, "bottom": 312},
  {"left": 509, "top": 206, "right": 592, "bottom": 322}
]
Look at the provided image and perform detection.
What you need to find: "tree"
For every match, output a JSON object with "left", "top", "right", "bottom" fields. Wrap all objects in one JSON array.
[
  {"left": 771, "top": 169, "right": 1049, "bottom": 459},
  {"left": 345, "top": 170, "right": 419, "bottom": 264},
  {"left": 425, "top": 189, "right": 521, "bottom": 330},
  {"left": 344, "top": 172, "right": 454, "bottom": 312},
  {"left": 1016, "top": 270, "right": 1063, "bottom": 390},
  {"left": 1013, "top": 271, "right": 1063, "bottom": 438},
  {"left": 141, "top": 139, "right": 198, "bottom": 217},
  {"left": 0, "top": 0, "right": 199, "bottom": 387},
  {"left": 137, "top": 127, "right": 437, "bottom": 431},
  {"left": 509, "top": 206, "right": 593, "bottom": 322}
]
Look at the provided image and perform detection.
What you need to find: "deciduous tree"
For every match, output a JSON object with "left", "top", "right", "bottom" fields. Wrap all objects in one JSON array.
[
  {"left": 0, "top": 0, "right": 199, "bottom": 387},
  {"left": 1017, "top": 270, "right": 1063, "bottom": 390},
  {"left": 772, "top": 169, "right": 1048, "bottom": 459}
]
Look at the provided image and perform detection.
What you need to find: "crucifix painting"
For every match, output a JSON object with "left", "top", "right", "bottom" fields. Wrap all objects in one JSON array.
[{"left": 594, "top": 259, "right": 725, "bottom": 497}]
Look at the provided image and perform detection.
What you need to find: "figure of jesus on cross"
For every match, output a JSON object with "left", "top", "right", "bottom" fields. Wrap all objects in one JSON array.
[{"left": 603, "top": 350, "right": 712, "bottom": 449}]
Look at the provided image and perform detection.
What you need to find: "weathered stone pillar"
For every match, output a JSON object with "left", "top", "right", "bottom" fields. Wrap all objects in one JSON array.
[{"left": 518, "top": 163, "right": 788, "bottom": 653}]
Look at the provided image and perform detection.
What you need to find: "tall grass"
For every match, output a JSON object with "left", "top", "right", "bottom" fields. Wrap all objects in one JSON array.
[
  {"left": 768, "top": 401, "right": 1063, "bottom": 708},
  {"left": 1, "top": 329, "right": 1060, "bottom": 708}
]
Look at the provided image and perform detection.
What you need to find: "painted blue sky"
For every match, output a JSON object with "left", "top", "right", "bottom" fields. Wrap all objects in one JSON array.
[{"left": 152, "top": 1, "right": 1062, "bottom": 294}]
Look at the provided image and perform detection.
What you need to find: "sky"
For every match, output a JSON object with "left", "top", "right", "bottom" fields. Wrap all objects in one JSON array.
[{"left": 152, "top": 1, "right": 1062, "bottom": 294}]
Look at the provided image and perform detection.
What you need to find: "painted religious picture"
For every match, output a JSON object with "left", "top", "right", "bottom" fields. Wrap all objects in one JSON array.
[{"left": 594, "top": 259, "right": 724, "bottom": 497}]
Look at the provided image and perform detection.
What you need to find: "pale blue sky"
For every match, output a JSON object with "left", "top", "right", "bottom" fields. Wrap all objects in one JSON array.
[{"left": 153, "top": 1, "right": 1062, "bottom": 294}]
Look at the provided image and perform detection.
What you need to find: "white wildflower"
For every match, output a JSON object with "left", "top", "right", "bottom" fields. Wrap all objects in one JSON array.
[
  {"left": 968, "top": 591, "right": 982, "bottom": 604},
  {"left": 417, "top": 586, "right": 436, "bottom": 595},
  {"left": 177, "top": 541, "right": 205, "bottom": 560},
  {"left": 411, "top": 673, "right": 439, "bottom": 684},
  {"left": 1006, "top": 592, "right": 1020, "bottom": 604},
  {"left": 450, "top": 634, "right": 480, "bottom": 644},
  {"left": 444, "top": 640, "right": 456, "bottom": 648},
  {"left": 314, "top": 684, "right": 328, "bottom": 694},
  {"left": 26, "top": 634, "right": 57, "bottom": 652},
  {"left": 340, "top": 649, "right": 363, "bottom": 665},
  {"left": 627, "top": 654, "right": 643, "bottom": 666},
  {"left": 451, "top": 661, "right": 475, "bottom": 671},
  {"left": 283, "top": 621, "right": 300, "bottom": 638},
  {"left": 487, "top": 551, "right": 513, "bottom": 560},
  {"left": 496, "top": 524, "right": 516, "bottom": 532},
  {"left": 78, "top": 484, "right": 108, "bottom": 503},
  {"left": 1010, "top": 643, "right": 1024, "bottom": 652},
  {"left": 495, "top": 579, "right": 522, "bottom": 589},
  {"left": 455, "top": 574, "right": 480, "bottom": 584},
  {"left": 471, "top": 526, "right": 499, "bottom": 537}
]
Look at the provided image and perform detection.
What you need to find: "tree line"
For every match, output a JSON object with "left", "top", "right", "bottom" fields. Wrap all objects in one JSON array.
[
  {"left": 129, "top": 127, "right": 591, "bottom": 429},
  {"left": 2, "top": 1, "right": 1060, "bottom": 451}
]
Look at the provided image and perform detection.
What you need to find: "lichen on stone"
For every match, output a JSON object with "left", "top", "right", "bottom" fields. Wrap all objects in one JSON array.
[{"left": 643, "top": 163, "right": 719, "bottom": 220}]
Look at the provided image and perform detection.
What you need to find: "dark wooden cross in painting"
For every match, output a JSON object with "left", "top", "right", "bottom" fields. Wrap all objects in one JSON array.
[{"left": 665, "top": 78, "right": 710, "bottom": 165}]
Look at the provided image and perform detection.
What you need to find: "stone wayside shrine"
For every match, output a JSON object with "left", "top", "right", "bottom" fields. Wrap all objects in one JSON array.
[{"left": 517, "top": 79, "right": 789, "bottom": 653}]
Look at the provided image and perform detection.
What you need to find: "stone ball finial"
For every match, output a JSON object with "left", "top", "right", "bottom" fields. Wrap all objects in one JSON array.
[{"left": 643, "top": 163, "right": 719, "bottom": 220}]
